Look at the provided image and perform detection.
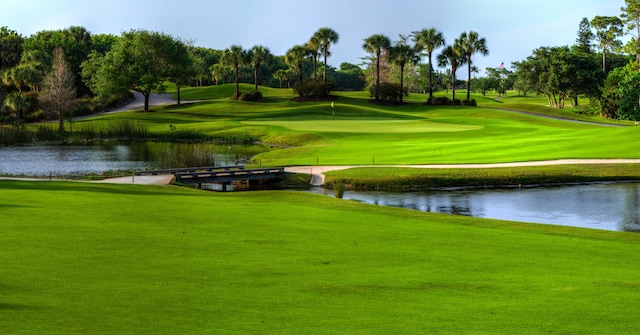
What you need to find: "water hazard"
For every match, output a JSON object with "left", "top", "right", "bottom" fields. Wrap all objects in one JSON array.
[{"left": 308, "top": 183, "right": 640, "bottom": 232}]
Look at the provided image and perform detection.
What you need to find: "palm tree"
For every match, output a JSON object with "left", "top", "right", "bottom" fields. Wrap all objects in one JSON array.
[
  {"left": 412, "top": 28, "right": 445, "bottom": 98},
  {"left": 456, "top": 31, "right": 489, "bottom": 102},
  {"left": 250, "top": 45, "right": 272, "bottom": 91},
  {"left": 313, "top": 27, "right": 339, "bottom": 82},
  {"left": 221, "top": 45, "right": 248, "bottom": 98},
  {"left": 2, "top": 92, "right": 28, "bottom": 125},
  {"left": 306, "top": 36, "right": 321, "bottom": 81},
  {"left": 389, "top": 42, "right": 419, "bottom": 102},
  {"left": 273, "top": 69, "right": 288, "bottom": 88},
  {"left": 471, "top": 65, "right": 480, "bottom": 79},
  {"left": 437, "top": 45, "right": 467, "bottom": 101},
  {"left": 362, "top": 34, "right": 391, "bottom": 100},
  {"left": 285, "top": 45, "right": 309, "bottom": 85}
]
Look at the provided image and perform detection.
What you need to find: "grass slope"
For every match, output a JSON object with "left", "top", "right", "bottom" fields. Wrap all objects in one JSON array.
[
  {"left": 2, "top": 181, "right": 640, "bottom": 334},
  {"left": 81, "top": 85, "right": 640, "bottom": 167}
]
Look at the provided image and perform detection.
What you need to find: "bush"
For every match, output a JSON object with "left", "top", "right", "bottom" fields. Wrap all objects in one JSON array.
[
  {"left": 462, "top": 99, "right": 477, "bottom": 106},
  {"left": 239, "top": 90, "right": 263, "bottom": 102},
  {"left": 369, "top": 83, "right": 407, "bottom": 103},
  {"left": 426, "top": 96, "right": 452, "bottom": 105},
  {"left": 452, "top": 99, "right": 462, "bottom": 105},
  {"left": 293, "top": 80, "right": 337, "bottom": 99}
]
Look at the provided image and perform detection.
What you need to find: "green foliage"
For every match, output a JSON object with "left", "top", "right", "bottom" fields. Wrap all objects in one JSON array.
[
  {"left": 461, "top": 98, "right": 477, "bottom": 106},
  {"left": 617, "top": 71, "right": 640, "bottom": 120},
  {"left": 426, "top": 96, "right": 452, "bottom": 105},
  {"left": 239, "top": 90, "right": 263, "bottom": 101},
  {"left": 81, "top": 30, "right": 188, "bottom": 110},
  {"left": 293, "top": 80, "right": 337, "bottom": 99},
  {"left": 368, "top": 83, "right": 407, "bottom": 103}
]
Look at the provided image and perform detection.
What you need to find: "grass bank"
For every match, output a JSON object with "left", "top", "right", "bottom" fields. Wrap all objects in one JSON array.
[
  {"left": 324, "top": 164, "right": 640, "bottom": 190},
  {"left": 1, "top": 180, "right": 640, "bottom": 334}
]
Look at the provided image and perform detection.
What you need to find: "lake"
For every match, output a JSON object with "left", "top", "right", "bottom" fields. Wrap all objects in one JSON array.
[
  {"left": 2, "top": 143, "right": 638, "bottom": 232},
  {"left": 307, "top": 183, "right": 640, "bottom": 232},
  {"left": 0, "top": 142, "right": 261, "bottom": 176}
]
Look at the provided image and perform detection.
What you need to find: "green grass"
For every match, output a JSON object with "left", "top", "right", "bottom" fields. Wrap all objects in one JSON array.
[
  {"left": 76, "top": 84, "right": 640, "bottom": 168},
  {"left": 2, "top": 180, "right": 640, "bottom": 334},
  {"left": 324, "top": 164, "right": 640, "bottom": 189}
]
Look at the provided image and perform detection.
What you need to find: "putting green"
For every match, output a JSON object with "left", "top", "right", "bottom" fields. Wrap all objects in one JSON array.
[{"left": 242, "top": 120, "right": 482, "bottom": 133}]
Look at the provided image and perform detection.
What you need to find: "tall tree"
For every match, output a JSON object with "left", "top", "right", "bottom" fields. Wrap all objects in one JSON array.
[
  {"left": 0, "top": 26, "right": 23, "bottom": 70},
  {"left": 2, "top": 92, "right": 28, "bottom": 125},
  {"left": 313, "top": 27, "right": 339, "bottom": 82},
  {"left": 40, "top": 47, "right": 76, "bottom": 132},
  {"left": 209, "top": 63, "right": 231, "bottom": 85},
  {"left": 221, "top": 45, "right": 248, "bottom": 99},
  {"left": 437, "top": 45, "right": 466, "bottom": 101},
  {"left": 389, "top": 42, "right": 419, "bottom": 102},
  {"left": 576, "top": 17, "right": 595, "bottom": 54},
  {"left": 412, "top": 28, "right": 445, "bottom": 98},
  {"left": 362, "top": 34, "right": 391, "bottom": 100},
  {"left": 165, "top": 39, "right": 193, "bottom": 105},
  {"left": 81, "top": 29, "right": 185, "bottom": 111},
  {"left": 456, "top": 31, "right": 489, "bottom": 102},
  {"left": 591, "top": 16, "right": 624, "bottom": 72},
  {"left": 620, "top": 0, "right": 640, "bottom": 65},
  {"left": 306, "top": 36, "right": 320, "bottom": 81},
  {"left": 249, "top": 45, "right": 272, "bottom": 91},
  {"left": 285, "top": 45, "right": 308, "bottom": 84}
]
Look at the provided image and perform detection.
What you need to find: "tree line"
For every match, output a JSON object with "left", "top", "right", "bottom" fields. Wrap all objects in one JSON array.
[{"left": 472, "top": 0, "right": 640, "bottom": 120}]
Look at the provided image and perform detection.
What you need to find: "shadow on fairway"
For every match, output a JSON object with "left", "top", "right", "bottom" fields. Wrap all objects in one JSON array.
[{"left": 0, "top": 302, "right": 32, "bottom": 310}]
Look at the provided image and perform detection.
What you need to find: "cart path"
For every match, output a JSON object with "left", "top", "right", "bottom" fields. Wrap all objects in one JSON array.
[{"left": 74, "top": 92, "right": 195, "bottom": 120}]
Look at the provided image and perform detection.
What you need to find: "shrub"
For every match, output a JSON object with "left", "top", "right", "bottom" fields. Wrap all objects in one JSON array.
[
  {"left": 452, "top": 99, "right": 462, "bottom": 105},
  {"left": 426, "top": 96, "right": 451, "bottom": 105},
  {"left": 293, "top": 80, "right": 337, "bottom": 99},
  {"left": 239, "top": 90, "right": 263, "bottom": 101},
  {"left": 462, "top": 99, "right": 477, "bottom": 106},
  {"left": 369, "top": 83, "right": 407, "bottom": 103}
]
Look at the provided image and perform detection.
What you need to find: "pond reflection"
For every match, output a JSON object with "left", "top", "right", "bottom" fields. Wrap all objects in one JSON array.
[
  {"left": 0, "top": 142, "right": 263, "bottom": 176},
  {"left": 308, "top": 183, "right": 640, "bottom": 232}
]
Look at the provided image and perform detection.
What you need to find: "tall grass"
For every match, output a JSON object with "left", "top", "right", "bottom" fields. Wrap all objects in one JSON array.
[
  {"left": 0, "top": 126, "right": 34, "bottom": 145},
  {"left": 75, "top": 119, "right": 149, "bottom": 140},
  {"left": 155, "top": 143, "right": 219, "bottom": 168}
]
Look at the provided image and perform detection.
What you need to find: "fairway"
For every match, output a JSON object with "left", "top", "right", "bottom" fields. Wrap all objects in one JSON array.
[
  {"left": 2, "top": 181, "right": 640, "bottom": 334},
  {"left": 242, "top": 119, "right": 482, "bottom": 133}
]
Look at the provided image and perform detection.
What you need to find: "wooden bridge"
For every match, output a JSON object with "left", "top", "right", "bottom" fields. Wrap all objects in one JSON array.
[
  {"left": 135, "top": 165, "right": 245, "bottom": 176},
  {"left": 135, "top": 165, "right": 287, "bottom": 191}
]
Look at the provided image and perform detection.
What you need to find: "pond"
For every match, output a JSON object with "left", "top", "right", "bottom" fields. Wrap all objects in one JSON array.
[
  {"left": 307, "top": 183, "right": 640, "bottom": 233},
  {"left": 0, "top": 142, "right": 264, "bottom": 176},
  {"left": 2, "top": 143, "right": 639, "bottom": 232}
]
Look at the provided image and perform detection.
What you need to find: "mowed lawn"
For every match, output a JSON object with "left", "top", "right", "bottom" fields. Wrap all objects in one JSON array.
[
  {"left": 88, "top": 84, "right": 639, "bottom": 167},
  {"left": 2, "top": 181, "right": 640, "bottom": 334}
]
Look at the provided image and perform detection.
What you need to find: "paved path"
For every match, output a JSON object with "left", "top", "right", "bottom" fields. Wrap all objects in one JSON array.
[
  {"left": 285, "top": 159, "right": 640, "bottom": 186},
  {"left": 74, "top": 92, "right": 194, "bottom": 120}
]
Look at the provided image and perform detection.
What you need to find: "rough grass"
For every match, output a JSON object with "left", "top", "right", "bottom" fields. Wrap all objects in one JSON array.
[{"left": 1, "top": 180, "right": 640, "bottom": 334}]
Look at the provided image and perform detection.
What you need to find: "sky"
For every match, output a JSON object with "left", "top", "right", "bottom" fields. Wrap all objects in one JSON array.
[{"left": 0, "top": 0, "right": 626, "bottom": 76}]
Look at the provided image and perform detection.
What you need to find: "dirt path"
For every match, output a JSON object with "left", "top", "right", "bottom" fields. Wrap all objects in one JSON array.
[{"left": 285, "top": 159, "right": 640, "bottom": 186}]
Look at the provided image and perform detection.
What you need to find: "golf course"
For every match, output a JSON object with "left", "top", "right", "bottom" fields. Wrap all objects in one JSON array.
[{"left": 3, "top": 85, "right": 640, "bottom": 334}]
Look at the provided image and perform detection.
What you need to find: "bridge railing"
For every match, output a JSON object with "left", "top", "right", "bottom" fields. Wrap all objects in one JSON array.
[{"left": 135, "top": 165, "right": 244, "bottom": 176}]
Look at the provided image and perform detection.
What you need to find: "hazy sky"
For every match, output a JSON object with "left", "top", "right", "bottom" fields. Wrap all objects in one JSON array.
[{"left": 1, "top": 0, "right": 625, "bottom": 75}]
